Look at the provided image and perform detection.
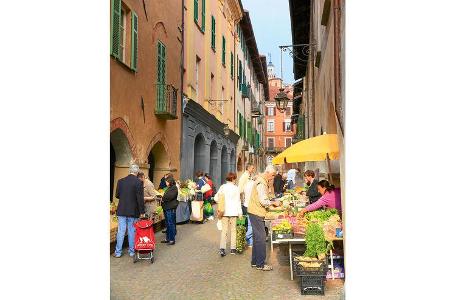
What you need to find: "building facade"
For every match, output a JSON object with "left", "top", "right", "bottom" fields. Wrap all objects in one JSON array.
[
  {"left": 110, "top": 0, "right": 182, "bottom": 201},
  {"left": 263, "top": 62, "right": 294, "bottom": 171}
]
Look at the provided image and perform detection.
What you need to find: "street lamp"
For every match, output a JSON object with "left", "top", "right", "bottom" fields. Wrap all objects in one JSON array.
[{"left": 274, "top": 88, "right": 289, "bottom": 113}]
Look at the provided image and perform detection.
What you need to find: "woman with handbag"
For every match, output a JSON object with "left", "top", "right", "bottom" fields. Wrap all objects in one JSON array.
[{"left": 216, "top": 172, "right": 242, "bottom": 257}]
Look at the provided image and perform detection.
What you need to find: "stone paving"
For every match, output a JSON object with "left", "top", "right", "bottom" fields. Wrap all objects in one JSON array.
[{"left": 111, "top": 217, "right": 344, "bottom": 300}]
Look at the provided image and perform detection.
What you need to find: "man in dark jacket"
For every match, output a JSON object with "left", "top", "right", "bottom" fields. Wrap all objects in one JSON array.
[
  {"left": 114, "top": 164, "right": 145, "bottom": 258},
  {"left": 304, "top": 170, "right": 321, "bottom": 204},
  {"left": 273, "top": 171, "right": 284, "bottom": 198}
]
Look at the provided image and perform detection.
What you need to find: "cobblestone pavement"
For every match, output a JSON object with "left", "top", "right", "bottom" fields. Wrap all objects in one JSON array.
[{"left": 111, "top": 217, "right": 344, "bottom": 300}]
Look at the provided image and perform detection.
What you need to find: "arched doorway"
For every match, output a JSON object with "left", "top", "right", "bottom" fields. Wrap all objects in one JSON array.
[
  {"left": 194, "top": 133, "right": 206, "bottom": 178},
  {"left": 110, "top": 143, "right": 116, "bottom": 202},
  {"left": 209, "top": 140, "right": 218, "bottom": 185},
  {"left": 148, "top": 141, "right": 170, "bottom": 188},
  {"left": 221, "top": 146, "right": 228, "bottom": 184},
  {"left": 229, "top": 149, "right": 235, "bottom": 173},
  {"left": 110, "top": 129, "right": 133, "bottom": 202}
]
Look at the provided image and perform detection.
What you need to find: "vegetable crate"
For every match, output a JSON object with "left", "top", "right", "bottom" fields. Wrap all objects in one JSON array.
[
  {"left": 294, "top": 257, "right": 328, "bottom": 276},
  {"left": 272, "top": 231, "right": 293, "bottom": 240},
  {"left": 298, "top": 275, "right": 325, "bottom": 295}
]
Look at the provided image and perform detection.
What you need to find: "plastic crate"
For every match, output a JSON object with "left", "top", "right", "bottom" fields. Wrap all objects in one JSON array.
[
  {"left": 293, "top": 257, "right": 328, "bottom": 276},
  {"left": 299, "top": 275, "right": 325, "bottom": 295},
  {"left": 272, "top": 231, "right": 293, "bottom": 240}
]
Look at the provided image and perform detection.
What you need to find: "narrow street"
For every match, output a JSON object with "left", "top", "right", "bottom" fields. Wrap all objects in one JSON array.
[{"left": 110, "top": 218, "right": 344, "bottom": 300}]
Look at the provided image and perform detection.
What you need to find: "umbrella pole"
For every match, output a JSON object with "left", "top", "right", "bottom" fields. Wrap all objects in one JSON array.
[{"left": 326, "top": 153, "right": 333, "bottom": 185}]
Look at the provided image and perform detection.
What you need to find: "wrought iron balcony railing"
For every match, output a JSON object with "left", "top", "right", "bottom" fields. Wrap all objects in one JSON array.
[
  {"left": 241, "top": 83, "right": 250, "bottom": 99},
  {"left": 265, "top": 146, "right": 285, "bottom": 153},
  {"left": 251, "top": 99, "right": 262, "bottom": 117},
  {"left": 155, "top": 83, "right": 178, "bottom": 120}
]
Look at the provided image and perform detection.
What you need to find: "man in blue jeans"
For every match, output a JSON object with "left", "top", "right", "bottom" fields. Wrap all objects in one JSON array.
[{"left": 114, "top": 164, "right": 145, "bottom": 258}]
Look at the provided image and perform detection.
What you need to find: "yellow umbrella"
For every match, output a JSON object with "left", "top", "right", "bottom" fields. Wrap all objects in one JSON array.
[{"left": 272, "top": 134, "right": 339, "bottom": 165}]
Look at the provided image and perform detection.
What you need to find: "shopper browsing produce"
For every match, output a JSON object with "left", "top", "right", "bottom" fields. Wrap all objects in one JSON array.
[
  {"left": 299, "top": 180, "right": 342, "bottom": 216},
  {"left": 304, "top": 170, "right": 321, "bottom": 204},
  {"left": 248, "top": 165, "right": 281, "bottom": 271},
  {"left": 216, "top": 172, "right": 242, "bottom": 257}
]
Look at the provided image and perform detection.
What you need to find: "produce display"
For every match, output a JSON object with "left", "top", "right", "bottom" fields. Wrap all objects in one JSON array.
[
  {"left": 304, "top": 222, "right": 327, "bottom": 257},
  {"left": 272, "top": 219, "right": 293, "bottom": 234},
  {"left": 155, "top": 206, "right": 163, "bottom": 215}
]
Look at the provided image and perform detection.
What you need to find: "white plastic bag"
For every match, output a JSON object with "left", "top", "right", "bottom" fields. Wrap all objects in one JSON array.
[{"left": 216, "top": 220, "right": 223, "bottom": 231}]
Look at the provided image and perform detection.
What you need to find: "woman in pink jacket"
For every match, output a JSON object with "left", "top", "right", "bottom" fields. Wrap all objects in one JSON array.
[{"left": 299, "top": 180, "right": 342, "bottom": 216}]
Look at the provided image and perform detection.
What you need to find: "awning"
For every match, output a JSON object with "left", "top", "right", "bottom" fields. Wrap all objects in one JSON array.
[{"left": 272, "top": 134, "right": 339, "bottom": 164}]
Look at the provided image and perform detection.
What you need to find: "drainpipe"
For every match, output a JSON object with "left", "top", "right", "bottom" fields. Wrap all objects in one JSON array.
[
  {"left": 179, "top": 0, "right": 185, "bottom": 178},
  {"left": 333, "top": 0, "right": 343, "bottom": 135},
  {"left": 233, "top": 20, "right": 237, "bottom": 171}
]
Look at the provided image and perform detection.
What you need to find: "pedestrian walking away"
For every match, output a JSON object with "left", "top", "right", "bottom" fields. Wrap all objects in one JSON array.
[
  {"left": 114, "top": 164, "right": 145, "bottom": 258},
  {"left": 215, "top": 172, "right": 242, "bottom": 257},
  {"left": 160, "top": 176, "right": 178, "bottom": 245},
  {"left": 248, "top": 165, "right": 281, "bottom": 271}
]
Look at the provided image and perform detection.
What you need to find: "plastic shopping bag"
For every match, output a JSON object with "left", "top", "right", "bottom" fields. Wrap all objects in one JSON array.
[{"left": 217, "top": 220, "right": 223, "bottom": 231}]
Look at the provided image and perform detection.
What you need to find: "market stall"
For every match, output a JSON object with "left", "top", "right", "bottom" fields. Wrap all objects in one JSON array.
[{"left": 176, "top": 181, "right": 196, "bottom": 223}]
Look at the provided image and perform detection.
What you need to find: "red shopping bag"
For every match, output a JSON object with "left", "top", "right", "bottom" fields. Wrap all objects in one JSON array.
[{"left": 134, "top": 219, "right": 156, "bottom": 251}]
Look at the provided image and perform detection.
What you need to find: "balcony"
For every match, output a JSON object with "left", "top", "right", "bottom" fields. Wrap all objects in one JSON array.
[
  {"left": 155, "top": 84, "right": 178, "bottom": 120},
  {"left": 241, "top": 83, "right": 250, "bottom": 99},
  {"left": 251, "top": 99, "right": 262, "bottom": 118},
  {"left": 265, "top": 146, "right": 285, "bottom": 154}
]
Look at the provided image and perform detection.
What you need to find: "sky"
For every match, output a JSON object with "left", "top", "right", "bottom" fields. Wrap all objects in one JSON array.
[{"left": 241, "top": 0, "right": 294, "bottom": 84}]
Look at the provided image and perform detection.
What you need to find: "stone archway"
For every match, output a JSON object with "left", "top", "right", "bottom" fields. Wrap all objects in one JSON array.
[
  {"left": 148, "top": 142, "right": 170, "bottom": 187},
  {"left": 229, "top": 149, "right": 236, "bottom": 173},
  {"left": 209, "top": 140, "right": 219, "bottom": 185},
  {"left": 194, "top": 133, "right": 207, "bottom": 178},
  {"left": 110, "top": 128, "right": 133, "bottom": 202},
  {"left": 220, "top": 145, "right": 228, "bottom": 184}
]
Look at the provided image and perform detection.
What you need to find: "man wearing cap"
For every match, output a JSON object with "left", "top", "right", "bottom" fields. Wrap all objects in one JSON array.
[{"left": 113, "top": 164, "right": 145, "bottom": 258}]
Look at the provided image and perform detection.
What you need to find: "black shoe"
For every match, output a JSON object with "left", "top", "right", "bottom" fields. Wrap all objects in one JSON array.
[
  {"left": 168, "top": 241, "right": 176, "bottom": 245},
  {"left": 162, "top": 230, "right": 167, "bottom": 233},
  {"left": 219, "top": 249, "right": 226, "bottom": 257},
  {"left": 230, "top": 249, "right": 237, "bottom": 255},
  {"left": 161, "top": 240, "right": 169, "bottom": 243}
]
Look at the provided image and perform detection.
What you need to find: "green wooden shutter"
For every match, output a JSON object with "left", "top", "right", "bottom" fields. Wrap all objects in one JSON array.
[
  {"left": 211, "top": 16, "right": 215, "bottom": 49},
  {"left": 230, "top": 52, "right": 234, "bottom": 79},
  {"left": 131, "top": 11, "right": 138, "bottom": 71},
  {"left": 110, "top": 0, "right": 121, "bottom": 58},
  {"left": 157, "top": 41, "right": 167, "bottom": 111},
  {"left": 222, "top": 36, "right": 226, "bottom": 65},
  {"left": 194, "top": 0, "right": 198, "bottom": 23},
  {"left": 238, "top": 60, "right": 242, "bottom": 90},
  {"left": 201, "top": 0, "right": 205, "bottom": 31}
]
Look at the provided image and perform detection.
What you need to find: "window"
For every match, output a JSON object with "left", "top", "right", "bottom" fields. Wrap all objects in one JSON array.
[
  {"left": 284, "top": 121, "right": 291, "bottom": 132},
  {"left": 156, "top": 41, "right": 166, "bottom": 109},
  {"left": 195, "top": 56, "right": 200, "bottom": 98},
  {"left": 230, "top": 51, "right": 234, "bottom": 79},
  {"left": 211, "top": 15, "right": 215, "bottom": 50},
  {"left": 194, "top": 0, "right": 205, "bottom": 31},
  {"left": 222, "top": 36, "right": 226, "bottom": 66},
  {"left": 267, "top": 138, "right": 274, "bottom": 149},
  {"left": 267, "top": 107, "right": 274, "bottom": 116},
  {"left": 110, "top": 0, "right": 138, "bottom": 71},
  {"left": 267, "top": 120, "right": 275, "bottom": 132},
  {"left": 285, "top": 107, "right": 291, "bottom": 116},
  {"left": 285, "top": 138, "right": 292, "bottom": 147}
]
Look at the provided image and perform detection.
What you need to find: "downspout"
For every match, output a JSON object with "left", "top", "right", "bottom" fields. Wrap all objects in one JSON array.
[
  {"left": 333, "top": 0, "right": 343, "bottom": 135},
  {"left": 234, "top": 20, "right": 237, "bottom": 170},
  {"left": 179, "top": 0, "right": 185, "bottom": 178}
]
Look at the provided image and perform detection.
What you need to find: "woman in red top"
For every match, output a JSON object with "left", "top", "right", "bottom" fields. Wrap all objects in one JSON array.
[{"left": 204, "top": 174, "right": 215, "bottom": 220}]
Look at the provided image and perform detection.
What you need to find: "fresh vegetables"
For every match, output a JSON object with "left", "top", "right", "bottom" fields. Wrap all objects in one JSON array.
[
  {"left": 272, "top": 219, "right": 293, "bottom": 234},
  {"left": 155, "top": 206, "right": 163, "bottom": 215},
  {"left": 305, "top": 208, "right": 339, "bottom": 222},
  {"left": 236, "top": 225, "right": 247, "bottom": 253},
  {"left": 304, "top": 222, "right": 327, "bottom": 257}
]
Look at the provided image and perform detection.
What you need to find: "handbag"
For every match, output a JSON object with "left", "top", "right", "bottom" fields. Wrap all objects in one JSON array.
[{"left": 216, "top": 192, "right": 225, "bottom": 219}]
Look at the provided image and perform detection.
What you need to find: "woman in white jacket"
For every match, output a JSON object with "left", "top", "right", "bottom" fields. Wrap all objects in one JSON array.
[{"left": 215, "top": 172, "right": 242, "bottom": 257}]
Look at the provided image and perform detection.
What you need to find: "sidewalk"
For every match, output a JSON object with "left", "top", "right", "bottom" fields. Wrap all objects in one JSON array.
[{"left": 111, "top": 217, "right": 344, "bottom": 300}]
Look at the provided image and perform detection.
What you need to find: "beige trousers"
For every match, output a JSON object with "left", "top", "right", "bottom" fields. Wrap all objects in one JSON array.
[{"left": 220, "top": 216, "right": 237, "bottom": 250}]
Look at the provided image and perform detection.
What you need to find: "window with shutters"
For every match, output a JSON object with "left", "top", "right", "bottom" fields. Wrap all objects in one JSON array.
[
  {"left": 222, "top": 36, "right": 226, "bottom": 66},
  {"left": 267, "top": 120, "right": 275, "bottom": 132},
  {"left": 267, "top": 138, "right": 275, "bottom": 149},
  {"left": 110, "top": 0, "right": 137, "bottom": 71},
  {"left": 230, "top": 52, "right": 234, "bottom": 79},
  {"left": 267, "top": 107, "right": 274, "bottom": 116},
  {"left": 238, "top": 59, "right": 242, "bottom": 90},
  {"left": 285, "top": 137, "right": 292, "bottom": 147},
  {"left": 194, "top": 0, "right": 205, "bottom": 32},
  {"left": 284, "top": 121, "right": 292, "bottom": 132},
  {"left": 211, "top": 15, "right": 215, "bottom": 50},
  {"left": 156, "top": 41, "right": 166, "bottom": 111}
]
